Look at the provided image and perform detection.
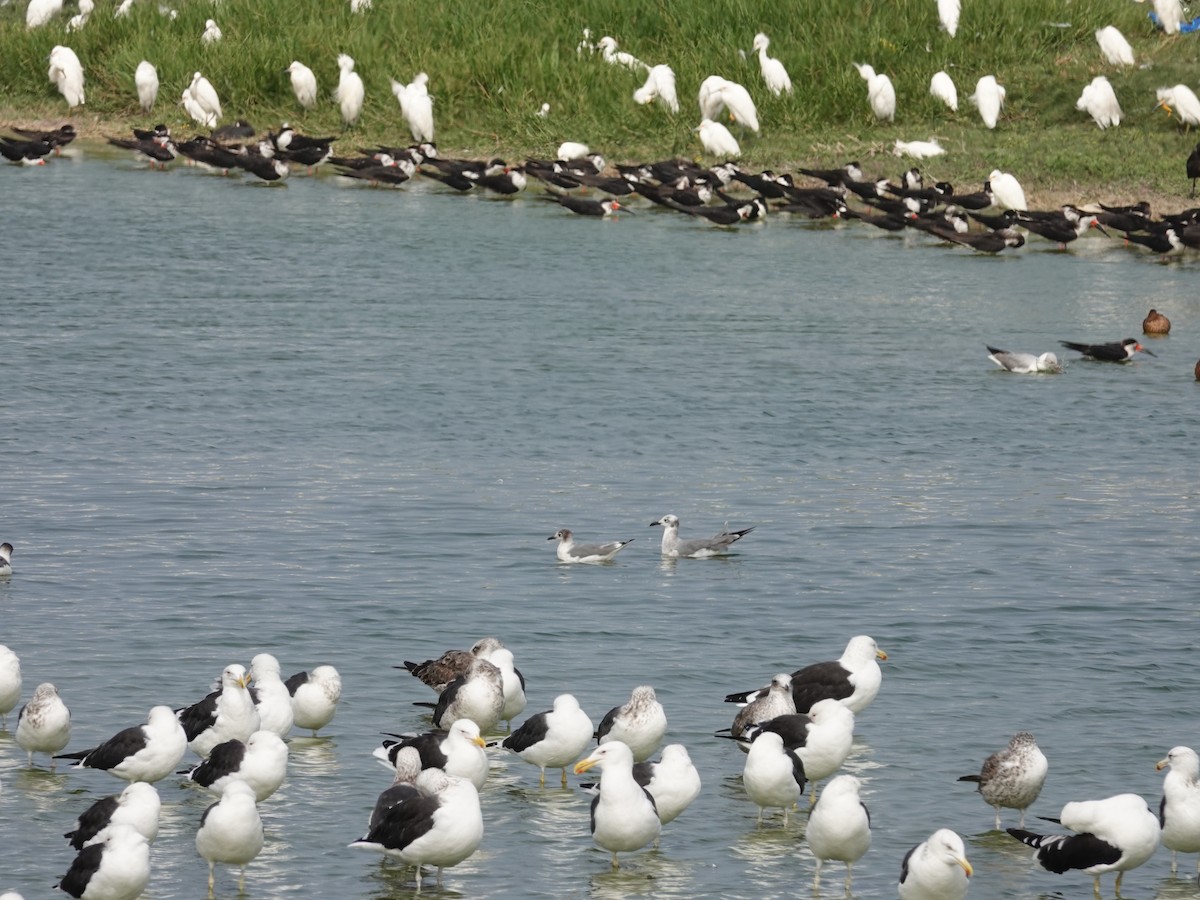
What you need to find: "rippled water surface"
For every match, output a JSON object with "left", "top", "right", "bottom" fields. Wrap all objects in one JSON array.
[{"left": 1, "top": 150, "right": 1198, "bottom": 899}]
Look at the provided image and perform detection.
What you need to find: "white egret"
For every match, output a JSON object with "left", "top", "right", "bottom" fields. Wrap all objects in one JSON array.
[
  {"left": 286, "top": 61, "right": 317, "bottom": 109},
  {"left": 894, "top": 139, "right": 945, "bottom": 159},
  {"left": 1157, "top": 85, "right": 1200, "bottom": 129},
  {"left": 970, "top": 75, "right": 1005, "bottom": 129},
  {"left": 335, "top": 54, "right": 364, "bottom": 127},
  {"left": 113, "top": 0, "right": 132, "bottom": 16},
  {"left": 930, "top": 70, "right": 957, "bottom": 111},
  {"left": 698, "top": 75, "right": 729, "bottom": 120},
  {"left": 390, "top": 72, "right": 434, "bottom": 143},
  {"left": 597, "top": 36, "right": 648, "bottom": 73},
  {"left": 190, "top": 71, "right": 222, "bottom": 126},
  {"left": 201, "top": 18, "right": 222, "bottom": 45},
  {"left": 714, "top": 79, "right": 759, "bottom": 132},
  {"left": 751, "top": 33, "right": 792, "bottom": 96},
  {"left": 854, "top": 63, "right": 895, "bottom": 122},
  {"left": 557, "top": 141, "right": 589, "bottom": 160},
  {"left": 1154, "top": 0, "right": 1185, "bottom": 35},
  {"left": 1095, "top": 26, "right": 1134, "bottom": 66},
  {"left": 350, "top": 0, "right": 371, "bottom": 11},
  {"left": 937, "top": 0, "right": 960, "bottom": 37},
  {"left": 536, "top": 102, "right": 550, "bottom": 117},
  {"left": 48, "top": 45, "right": 85, "bottom": 108},
  {"left": 66, "top": 0, "right": 92, "bottom": 32},
  {"left": 135, "top": 60, "right": 158, "bottom": 112},
  {"left": 26, "top": 0, "right": 63, "bottom": 29},
  {"left": 633, "top": 64, "right": 679, "bottom": 113},
  {"left": 988, "top": 169, "right": 1027, "bottom": 211},
  {"left": 1076, "top": 76, "right": 1121, "bottom": 129},
  {"left": 181, "top": 88, "right": 207, "bottom": 127},
  {"left": 697, "top": 118, "right": 740, "bottom": 158}
]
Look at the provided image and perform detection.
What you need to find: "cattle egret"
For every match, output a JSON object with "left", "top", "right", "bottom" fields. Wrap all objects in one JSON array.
[
  {"left": 751, "top": 33, "right": 792, "bottom": 96},
  {"left": 1154, "top": 0, "right": 1185, "bottom": 35},
  {"left": 970, "top": 75, "right": 1005, "bottom": 129},
  {"left": 894, "top": 139, "right": 945, "bottom": 159},
  {"left": 715, "top": 79, "right": 759, "bottom": 132},
  {"left": 286, "top": 61, "right": 318, "bottom": 109},
  {"left": 135, "top": 60, "right": 158, "bottom": 112},
  {"left": 335, "top": 54, "right": 364, "bottom": 127},
  {"left": 937, "top": 0, "right": 960, "bottom": 37},
  {"left": 930, "top": 70, "right": 957, "bottom": 111},
  {"left": 557, "top": 141, "right": 590, "bottom": 160},
  {"left": 390, "top": 72, "right": 434, "bottom": 143},
  {"left": 697, "top": 118, "right": 740, "bottom": 158},
  {"left": 1095, "top": 26, "right": 1135, "bottom": 66},
  {"left": 1158, "top": 85, "right": 1200, "bottom": 129},
  {"left": 66, "top": 0, "right": 92, "bottom": 31},
  {"left": 114, "top": 0, "right": 133, "bottom": 16},
  {"left": 350, "top": 0, "right": 371, "bottom": 11},
  {"left": 26, "top": 0, "right": 63, "bottom": 28},
  {"left": 633, "top": 64, "right": 679, "bottom": 113},
  {"left": 988, "top": 169, "right": 1026, "bottom": 211},
  {"left": 48, "top": 45, "right": 85, "bottom": 108},
  {"left": 854, "top": 64, "right": 895, "bottom": 122},
  {"left": 698, "top": 75, "right": 728, "bottom": 120},
  {"left": 201, "top": 18, "right": 222, "bottom": 45},
  {"left": 1077, "top": 76, "right": 1121, "bottom": 129},
  {"left": 189, "top": 71, "right": 221, "bottom": 126},
  {"left": 597, "top": 36, "right": 648, "bottom": 73}
]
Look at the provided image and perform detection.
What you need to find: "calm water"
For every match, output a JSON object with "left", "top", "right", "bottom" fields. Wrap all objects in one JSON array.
[{"left": 1, "top": 148, "right": 1198, "bottom": 899}]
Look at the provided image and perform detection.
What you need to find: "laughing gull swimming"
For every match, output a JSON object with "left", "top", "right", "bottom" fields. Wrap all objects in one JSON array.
[
  {"left": 649, "top": 514, "right": 754, "bottom": 558},
  {"left": 986, "top": 346, "right": 1063, "bottom": 374},
  {"left": 548, "top": 529, "right": 633, "bottom": 563},
  {"left": 0, "top": 543, "right": 12, "bottom": 577}
]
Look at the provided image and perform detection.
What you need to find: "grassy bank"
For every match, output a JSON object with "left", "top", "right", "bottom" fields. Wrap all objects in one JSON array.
[{"left": 2, "top": 0, "right": 1200, "bottom": 206}]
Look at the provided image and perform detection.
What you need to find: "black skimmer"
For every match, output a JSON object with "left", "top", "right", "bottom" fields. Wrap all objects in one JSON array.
[
  {"left": 11, "top": 123, "right": 77, "bottom": 150},
  {"left": 106, "top": 134, "right": 176, "bottom": 168},
  {"left": 212, "top": 119, "right": 256, "bottom": 143},
  {"left": 1188, "top": 142, "right": 1200, "bottom": 197},
  {"left": 1016, "top": 210, "right": 1108, "bottom": 247},
  {"left": 0, "top": 136, "right": 52, "bottom": 165},
  {"left": 549, "top": 194, "right": 623, "bottom": 217},
  {"left": 1058, "top": 338, "right": 1155, "bottom": 362}
]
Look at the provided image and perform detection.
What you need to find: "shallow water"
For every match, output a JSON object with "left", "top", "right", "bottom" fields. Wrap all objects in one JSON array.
[{"left": 1, "top": 149, "right": 1198, "bottom": 899}]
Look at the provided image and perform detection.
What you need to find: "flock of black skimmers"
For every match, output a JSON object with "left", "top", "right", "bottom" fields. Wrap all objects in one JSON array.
[{"left": 5, "top": 121, "right": 1200, "bottom": 259}]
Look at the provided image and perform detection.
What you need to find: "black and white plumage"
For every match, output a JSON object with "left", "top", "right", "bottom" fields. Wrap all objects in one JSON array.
[
  {"left": 898, "top": 828, "right": 973, "bottom": 900},
  {"left": 634, "top": 743, "right": 701, "bottom": 828},
  {"left": 57, "top": 824, "right": 151, "bottom": 900},
  {"left": 182, "top": 730, "right": 289, "bottom": 801},
  {"left": 725, "top": 635, "right": 887, "bottom": 715},
  {"left": 0, "top": 644, "right": 21, "bottom": 728},
  {"left": 15, "top": 681, "right": 71, "bottom": 768},
  {"left": 431, "top": 657, "right": 505, "bottom": 733},
  {"left": 64, "top": 782, "right": 160, "bottom": 850},
  {"left": 500, "top": 693, "right": 594, "bottom": 787},
  {"left": 596, "top": 685, "right": 667, "bottom": 762},
  {"left": 1158, "top": 745, "right": 1200, "bottom": 873},
  {"left": 56, "top": 705, "right": 187, "bottom": 783},
  {"left": 375, "top": 719, "right": 488, "bottom": 789},
  {"left": 1007, "top": 793, "right": 1160, "bottom": 897},
  {"left": 369, "top": 746, "right": 422, "bottom": 830},
  {"left": 806, "top": 774, "right": 871, "bottom": 890},
  {"left": 958, "top": 731, "right": 1048, "bottom": 829},
  {"left": 548, "top": 528, "right": 633, "bottom": 563},
  {"left": 742, "top": 730, "right": 805, "bottom": 825},
  {"left": 649, "top": 514, "right": 754, "bottom": 558},
  {"left": 284, "top": 664, "right": 341, "bottom": 735},
  {"left": 573, "top": 741, "right": 661, "bottom": 868},
  {"left": 0, "top": 542, "right": 12, "bottom": 576},
  {"left": 248, "top": 653, "right": 294, "bottom": 737},
  {"left": 195, "top": 780, "right": 264, "bottom": 895},
  {"left": 401, "top": 637, "right": 505, "bottom": 694},
  {"left": 730, "top": 673, "right": 796, "bottom": 738},
  {"left": 349, "top": 768, "right": 484, "bottom": 892},
  {"left": 740, "top": 698, "right": 855, "bottom": 802},
  {"left": 177, "top": 664, "right": 259, "bottom": 758}
]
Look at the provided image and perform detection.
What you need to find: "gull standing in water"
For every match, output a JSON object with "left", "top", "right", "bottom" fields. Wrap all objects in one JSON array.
[
  {"left": 807, "top": 774, "right": 871, "bottom": 890},
  {"left": 899, "top": 829, "right": 973, "bottom": 899},
  {"left": 15, "top": 682, "right": 71, "bottom": 768},
  {"left": 1156, "top": 746, "right": 1200, "bottom": 874},
  {"left": 958, "top": 731, "right": 1048, "bottom": 828},
  {"left": 595, "top": 686, "right": 667, "bottom": 762},
  {"left": 574, "top": 741, "right": 660, "bottom": 867},
  {"left": 650, "top": 514, "right": 754, "bottom": 558},
  {"left": 499, "top": 693, "right": 594, "bottom": 787},
  {"left": 56, "top": 706, "right": 187, "bottom": 783},
  {"left": 0, "top": 644, "right": 22, "bottom": 726}
]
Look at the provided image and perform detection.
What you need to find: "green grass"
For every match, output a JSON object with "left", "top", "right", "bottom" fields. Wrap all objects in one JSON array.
[{"left": 2, "top": 0, "right": 1200, "bottom": 204}]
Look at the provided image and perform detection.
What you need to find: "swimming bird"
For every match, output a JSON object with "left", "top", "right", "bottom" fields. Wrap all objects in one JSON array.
[
  {"left": 285, "top": 61, "right": 318, "bottom": 109},
  {"left": 335, "top": 54, "right": 364, "bottom": 127},
  {"left": 986, "top": 346, "right": 1062, "bottom": 374},
  {"left": 807, "top": 774, "right": 871, "bottom": 890},
  {"left": 633, "top": 64, "right": 679, "bottom": 113},
  {"left": 350, "top": 768, "right": 484, "bottom": 892},
  {"left": 899, "top": 829, "right": 973, "bottom": 900},
  {"left": 189, "top": 72, "right": 222, "bottom": 127},
  {"left": 201, "top": 18, "right": 222, "bottom": 44},
  {"left": 696, "top": 118, "right": 740, "bottom": 159},
  {"left": 247, "top": 653, "right": 293, "bottom": 737},
  {"left": 958, "top": 731, "right": 1048, "bottom": 829},
  {"left": 929, "top": 71, "right": 958, "bottom": 111},
  {"left": 1155, "top": 0, "right": 1185, "bottom": 35},
  {"left": 183, "top": 731, "right": 289, "bottom": 801},
  {"left": 431, "top": 657, "right": 505, "bottom": 733},
  {"left": 751, "top": 33, "right": 791, "bottom": 96},
  {"left": 0, "top": 543, "right": 11, "bottom": 577},
  {"left": 1157, "top": 746, "right": 1200, "bottom": 873},
  {"left": 177, "top": 664, "right": 259, "bottom": 758},
  {"left": 854, "top": 64, "right": 895, "bottom": 122},
  {"left": 64, "top": 782, "right": 160, "bottom": 850},
  {"left": 1157, "top": 85, "right": 1200, "bottom": 130},
  {"left": 391, "top": 72, "right": 434, "bottom": 144},
  {"left": 574, "top": 741, "right": 661, "bottom": 867},
  {"left": 970, "top": 75, "right": 1005, "bottom": 129},
  {"left": 56, "top": 705, "right": 187, "bottom": 783},
  {"left": 548, "top": 529, "right": 633, "bottom": 563},
  {"left": 1143, "top": 309, "right": 1171, "bottom": 335},
  {"left": 285, "top": 664, "right": 341, "bottom": 735},
  {"left": 0, "top": 645, "right": 20, "bottom": 727},
  {"left": 499, "top": 693, "right": 593, "bottom": 787},
  {"left": 57, "top": 824, "right": 150, "bottom": 900},
  {"left": 133, "top": 61, "right": 158, "bottom": 112},
  {"left": 988, "top": 169, "right": 1027, "bottom": 211},
  {"left": 742, "top": 730, "right": 804, "bottom": 825},
  {"left": 937, "top": 0, "right": 960, "bottom": 36},
  {"left": 1077, "top": 76, "right": 1122, "bottom": 129},
  {"left": 1007, "top": 793, "right": 1160, "bottom": 897},
  {"left": 550, "top": 194, "right": 624, "bottom": 217},
  {"left": 48, "top": 45, "right": 85, "bottom": 108},
  {"left": 196, "top": 780, "right": 263, "bottom": 896},
  {"left": 15, "top": 682, "right": 71, "bottom": 768},
  {"left": 726, "top": 635, "right": 887, "bottom": 715},
  {"left": 1095, "top": 26, "right": 1134, "bottom": 66},
  {"left": 1059, "top": 338, "right": 1155, "bottom": 362},
  {"left": 728, "top": 673, "right": 796, "bottom": 738},
  {"left": 376, "top": 719, "right": 488, "bottom": 789},
  {"left": 650, "top": 514, "right": 754, "bottom": 558},
  {"left": 596, "top": 686, "right": 667, "bottom": 762},
  {"left": 597, "top": 36, "right": 648, "bottom": 73}
]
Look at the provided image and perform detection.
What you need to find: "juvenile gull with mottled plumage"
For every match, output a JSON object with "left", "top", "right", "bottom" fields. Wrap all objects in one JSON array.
[
  {"left": 596, "top": 685, "right": 667, "bottom": 762},
  {"left": 15, "top": 682, "right": 71, "bottom": 768},
  {"left": 958, "top": 731, "right": 1047, "bottom": 829}
]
